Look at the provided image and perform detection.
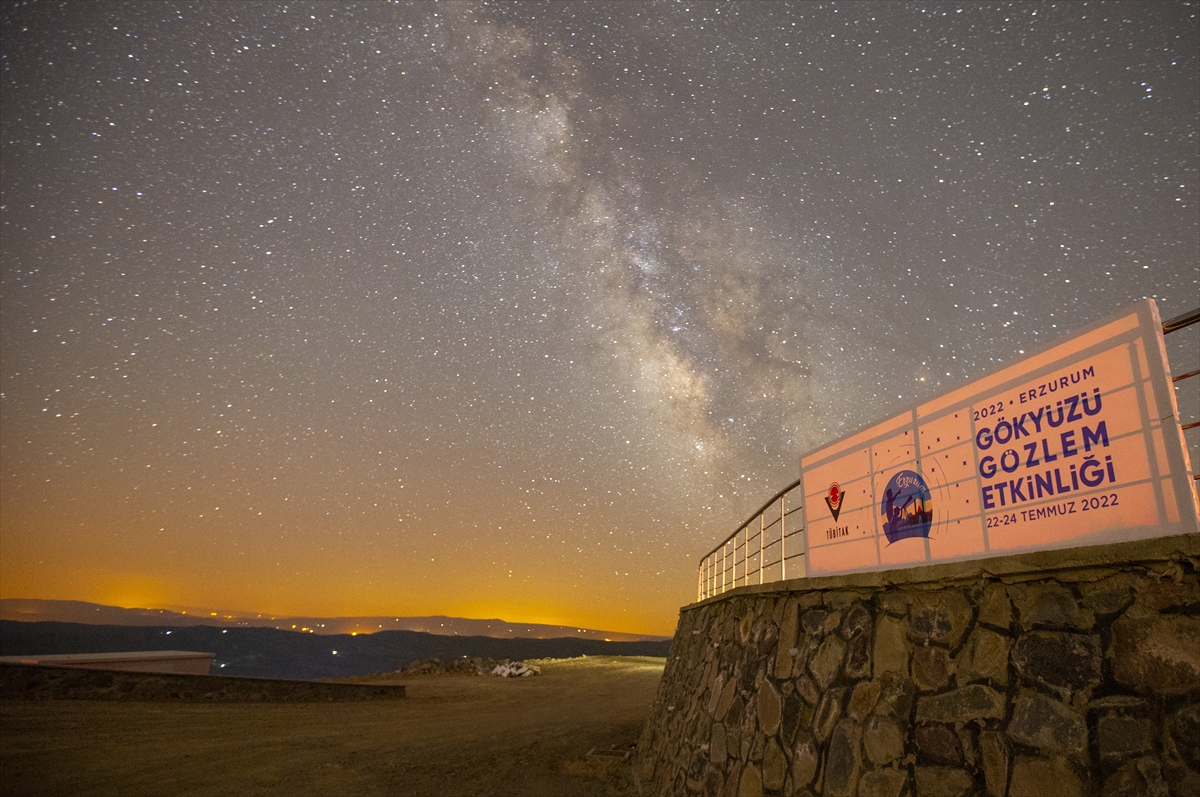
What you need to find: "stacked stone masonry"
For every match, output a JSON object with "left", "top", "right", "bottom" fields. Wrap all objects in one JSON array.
[{"left": 636, "top": 541, "right": 1200, "bottom": 797}]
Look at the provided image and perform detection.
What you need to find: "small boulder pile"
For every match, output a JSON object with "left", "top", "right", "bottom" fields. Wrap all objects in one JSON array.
[
  {"left": 490, "top": 661, "right": 541, "bottom": 678},
  {"left": 398, "top": 657, "right": 541, "bottom": 677}
]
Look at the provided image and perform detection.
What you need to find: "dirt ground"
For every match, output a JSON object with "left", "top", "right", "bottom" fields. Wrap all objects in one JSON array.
[{"left": 0, "top": 655, "right": 666, "bottom": 797}]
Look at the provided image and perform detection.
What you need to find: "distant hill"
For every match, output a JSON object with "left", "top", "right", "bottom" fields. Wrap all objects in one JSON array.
[
  {"left": 0, "top": 620, "right": 671, "bottom": 680},
  {"left": 0, "top": 599, "right": 671, "bottom": 642}
]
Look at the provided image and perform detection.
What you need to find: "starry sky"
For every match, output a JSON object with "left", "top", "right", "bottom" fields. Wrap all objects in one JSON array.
[{"left": 2, "top": 1, "right": 1197, "bottom": 636}]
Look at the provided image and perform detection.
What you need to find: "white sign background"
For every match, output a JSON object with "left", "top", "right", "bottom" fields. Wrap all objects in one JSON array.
[{"left": 800, "top": 299, "right": 1198, "bottom": 578}]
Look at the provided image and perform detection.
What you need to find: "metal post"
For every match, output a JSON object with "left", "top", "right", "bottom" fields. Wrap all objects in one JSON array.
[
  {"left": 780, "top": 493, "right": 787, "bottom": 581},
  {"left": 736, "top": 530, "right": 741, "bottom": 587},
  {"left": 759, "top": 512, "right": 765, "bottom": 584}
]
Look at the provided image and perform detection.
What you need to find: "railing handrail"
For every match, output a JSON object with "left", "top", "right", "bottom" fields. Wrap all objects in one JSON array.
[
  {"left": 1162, "top": 307, "right": 1200, "bottom": 334},
  {"left": 698, "top": 476, "right": 803, "bottom": 563},
  {"left": 1163, "top": 308, "right": 1200, "bottom": 476}
]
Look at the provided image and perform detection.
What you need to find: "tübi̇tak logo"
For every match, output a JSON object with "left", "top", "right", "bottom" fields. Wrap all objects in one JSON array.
[{"left": 825, "top": 482, "right": 845, "bottom": 521}]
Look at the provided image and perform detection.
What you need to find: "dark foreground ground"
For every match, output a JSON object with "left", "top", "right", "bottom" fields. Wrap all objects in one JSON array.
[{"left": 0, "top": 655, "right": 665, "bottom": 797}]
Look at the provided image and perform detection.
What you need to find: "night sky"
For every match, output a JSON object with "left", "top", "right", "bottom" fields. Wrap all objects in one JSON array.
[{"left": 2, "top": 2, "right": 1196, "bottom": 635}]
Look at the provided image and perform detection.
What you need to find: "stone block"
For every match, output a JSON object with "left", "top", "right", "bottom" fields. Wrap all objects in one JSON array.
[
  {"left": 840, "top": 603, "right": 873, "bottom": 640},
  {"left": 879, "top": 591, "right": 910, "bottom": 617},
  {"left": 791, "top": 729, "right": 819, "bottom": 790},
  {"left": 701, "top": 658, "right": 718, "bottom": 696},
  {"left": 1007, "top": 693, "right": 1087, "bottom": 755},
  {"left": 863, "top": 715, "right": 905, "bottom": 766},
  {"left": 913, "top": 765, "right": 974, "bottom": 797},
  {"left": 1012, "top": 582, "right": 1094, "bottom": 631},
  {"left": 757, "top": 679, "right": 782, "bottom": 737},
  {"left": 739, "top": 611, "right": 756, "bottom": 645},
  {"left": 709, "top": 673, "right": 727, "bottom": 715},
  {"left": 710, "top": 722, "right": 728, "bottom": 766},
  {"left": 848, "top": 679, "right": 881, "bottom": 721},
  {"left": 747, "top": 717, "right": 763, "bottom": 761},
  {"left": 827, "top": 589, "right": 873, "bottom": 611},
  {"left": 916, "top": 723, "right": 963, "bottom": 765},
  {"left": 1163, "top": 757, "right": 1200, "bottom": 797},
  {"left": 737, "top": 762, "right": 763, "bottom": 797},
  {"left": 908, "top": 590, "right": 973, "bottom": 648},
  {"left": 686, "top": 747, "right": 708, "bottom": 793},
  {"left": 704, "top": 765, "right": 725, "bottom": 797},
  {"left": 726, "top": 694, "right": 746, "bottom": 730},
  {"left": 824, "top": 719, "right": 862, "bottom": 797},
  {"left": 858, "top": 767, "right": 908, "bottom": 797},
  {"left": 813, "top": 686, "right": 846, "bottom": 743},
  {"left": 1135, "top": 574, "right": 1200, "bottom": 613},
  {"left": 753, "top": 621, "right": 779, "bottom": 663},
  {"left": 801, "top": 609, "right": 827, "bottom": 636},
  {"left": 1097, "top": 715, "right": 1153, "bottom": 765},
  {"left": 725, "top": 712, "right": 743, "bottom": 756},
  {"left": 845, "top": 633, "right": 872, "bottom": 680},
  {"left": 978, "top": 584, "right": 1012, "bottom": 629},
  {"left": 1167, "top": 703, "right": 1200, "bottom": 771},
  {"left": 874, "top": 615, "right": 910, "bottom": 677},
  {"left": 771, "top": 595, "right": 787, "bottom": 625},
  {"left": 798, "top": 591, "right": 824, "bottom": 609},
  {"left": 1102, "top": 757, "right": 1169, "bottom": 797},
  {"left": 912, "top": 645, "right": 954, "bottom": 692},
  {"left": 714, "top": 675, "right": 737, "bottom": 720},
  {"left": 915, "top": 684, "right": 1006, "bottom": 724},
  {"left": 956, "top": 625, "right": 1011, "bottom": 686},
  {"left": 775, "top": 599, "right": 801, "bottom": 678},
  {"left": 809, "top": 634, "right": 847, "bottom": 689},
  {"left": 956, "top": 726, "right": 977, "bottom": 768},
  {"left": 1111, "top": 612, "right": 1200, "bottom": 695},
  {"left": 1088, "top": 695, "right": 1148, "bottom": 714},
  {"left": 1080, "top": 578, "right": 1134, "bottom": 617},
  {"left": 795, "top": 673, "right": 820, "bottom": 706},
  {"left": 1011, "top": 631, "right": 1102, "bottom": 699},
  {"left": 785, "top": 696, "right": 814, "bottom": 749},
  {"left": 873, "top": 672, "right": 917, "bottom": 720},
  {"left": 762, "top": 738, "right": 786, "bottom": 791},
  {"left": 979, "top": 730, "right": 1009, "bottom": 797},
  {"left": 722, "top": 761, "right": 741, "bottom": 797},
  {"left": 1009, "top": 756, "right": 1083, "bottom": 797}
]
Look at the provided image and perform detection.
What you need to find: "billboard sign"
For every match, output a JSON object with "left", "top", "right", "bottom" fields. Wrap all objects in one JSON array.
[{"left": 800, "top": 299, "right": 1198, "bottom": 578}]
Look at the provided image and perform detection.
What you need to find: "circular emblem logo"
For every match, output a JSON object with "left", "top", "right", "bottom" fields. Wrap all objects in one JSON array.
[
  {"left": 825, "top": 482, "right": 845, "bottom": 520},
  {"left": 880, "top": 469, "right": 932, "bottom": 544}
]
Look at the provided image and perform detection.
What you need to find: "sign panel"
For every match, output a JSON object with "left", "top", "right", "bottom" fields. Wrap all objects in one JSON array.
[{"left": 800, "top": 299, "right": 1198, "bottom": 578}]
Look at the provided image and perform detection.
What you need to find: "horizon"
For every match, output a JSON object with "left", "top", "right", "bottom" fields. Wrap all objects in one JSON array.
[
  {"left": 0, "top": 596, "right": 673, "bottom": 640},
  {"left": 2, "top": 3, "right": 1195, "bottom": 637}
]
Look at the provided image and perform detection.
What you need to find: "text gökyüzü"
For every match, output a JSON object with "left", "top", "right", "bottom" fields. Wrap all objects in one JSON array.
[{"left": 974, "top": 387, "right": 1116, "bottom": 510}]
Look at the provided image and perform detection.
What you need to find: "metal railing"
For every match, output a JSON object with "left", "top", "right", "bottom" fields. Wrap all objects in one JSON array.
[
  {"left": 1164, "top": 307, "right": 1200, "bottom": 479},
  {"left": 695, "top": 306, "right": 1200, "bottom": 602},
  {"left": 696, "top": 479, "right": 806, "bottom": 601}
]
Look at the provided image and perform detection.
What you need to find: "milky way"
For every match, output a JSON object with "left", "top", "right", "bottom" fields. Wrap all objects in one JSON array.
[{"left": 2, "top": 2, "right": 1196, "bottom": 634}]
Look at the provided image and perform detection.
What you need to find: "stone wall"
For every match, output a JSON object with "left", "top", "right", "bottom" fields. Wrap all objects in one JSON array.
[{"left": 636, "top": 534, "right": 1200, "bottom": 797}]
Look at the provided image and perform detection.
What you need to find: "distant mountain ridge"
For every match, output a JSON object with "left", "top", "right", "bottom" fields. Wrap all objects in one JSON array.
[
  {"left": 0, "top": 620, "right": 672, "bottom": 680},
  {"left": 0, "top": 599, "right": 671, "bottom": 642}
]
